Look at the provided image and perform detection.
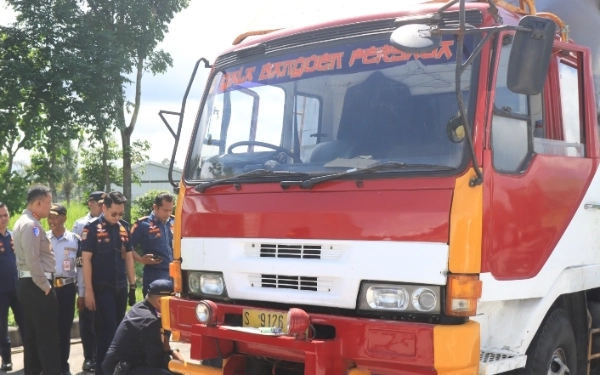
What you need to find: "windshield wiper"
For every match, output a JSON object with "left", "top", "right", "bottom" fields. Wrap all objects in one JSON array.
[
  {"left": 196, "top": 169, "right": 308, "bottom": 193},
  {"left": 280, "top": 161, "right": 454, "bottom": 189}
]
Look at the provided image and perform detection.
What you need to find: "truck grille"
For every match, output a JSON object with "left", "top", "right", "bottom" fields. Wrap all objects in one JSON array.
[
  {"left": 248, "top": 274, "right": 334, "bottom": 292},
  {"left": 245, "top": 243, "right": 342, "bottom": 260}
]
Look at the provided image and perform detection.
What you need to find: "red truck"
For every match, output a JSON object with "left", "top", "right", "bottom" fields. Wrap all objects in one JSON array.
[{"left": 158, "top": 0, "right": 600, "bottom": 374}]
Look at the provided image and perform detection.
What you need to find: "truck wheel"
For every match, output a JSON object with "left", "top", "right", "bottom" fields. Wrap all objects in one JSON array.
[{"left": 524, "top": 308, "right": 576, "bottom": 375}]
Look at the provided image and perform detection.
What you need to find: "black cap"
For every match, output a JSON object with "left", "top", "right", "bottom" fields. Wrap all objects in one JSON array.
[
  {"left": 148, "top": 280, "right": 174, "bottom": 296},
  {"left": 50, "top": 204, "right": 67, "bottom": 216},
  {"left": 88, "top": 191, "right": 106, "bottom": 203}
]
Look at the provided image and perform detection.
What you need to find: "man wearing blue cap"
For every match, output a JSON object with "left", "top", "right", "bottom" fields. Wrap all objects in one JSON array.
[{"left": 102, "top": 280, "right": 184, "bottom": 375}]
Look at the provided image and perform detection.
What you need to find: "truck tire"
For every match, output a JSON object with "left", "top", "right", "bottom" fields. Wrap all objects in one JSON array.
[{"left": 524, "top": 308, "right": 577, "bottom": 375}]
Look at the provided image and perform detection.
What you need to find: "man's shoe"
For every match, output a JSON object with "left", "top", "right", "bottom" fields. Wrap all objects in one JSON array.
[
  {"left": 82, "top": 359, "right": 96, "bottom": 372},
  {"left": 0, "top": 362, "right": 12, "bottom": 372}
]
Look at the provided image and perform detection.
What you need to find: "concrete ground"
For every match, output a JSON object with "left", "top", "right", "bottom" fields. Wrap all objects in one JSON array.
[{"left": 5, "top": 339, "right": 193, "bottom": 375}]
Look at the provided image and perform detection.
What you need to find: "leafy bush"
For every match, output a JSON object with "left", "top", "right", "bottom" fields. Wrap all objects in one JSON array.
[{"left": 131, "top": 189, "right": 177, "bottom": 222}]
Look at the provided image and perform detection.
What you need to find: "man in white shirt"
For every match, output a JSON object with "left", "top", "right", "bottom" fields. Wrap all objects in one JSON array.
[{"left": 48, "top": 204, "right": 82, "bottom": 375}]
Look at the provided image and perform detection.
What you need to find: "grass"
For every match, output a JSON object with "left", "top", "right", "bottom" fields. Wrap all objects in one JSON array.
[{"left": 8, "top": 201, "right": 145, "bottom": 326}]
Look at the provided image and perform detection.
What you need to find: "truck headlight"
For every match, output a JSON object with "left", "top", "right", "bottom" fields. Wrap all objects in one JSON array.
[
  {"left": 358, "top": 282, "right": 441, "bottom": 313},
  {"left": 187, "top": 272, "right": 227, "bottom": 297}
]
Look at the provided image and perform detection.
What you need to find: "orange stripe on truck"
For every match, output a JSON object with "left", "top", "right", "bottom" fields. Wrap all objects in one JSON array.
[{"left": 449, "top": 168, "right": 483, "bottom": 274}]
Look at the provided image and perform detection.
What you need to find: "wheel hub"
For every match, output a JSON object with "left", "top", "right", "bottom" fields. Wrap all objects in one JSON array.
[{"left": 549, "top": 348, "right": 570, "bottom": 375}]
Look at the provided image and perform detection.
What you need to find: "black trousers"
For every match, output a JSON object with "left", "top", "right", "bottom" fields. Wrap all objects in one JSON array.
[
  {"left": 56, "top": 283, "right": 76, "bottom": 373},
  {"left": 0, "top": 289, "right": 24, "bottom": 364},
  {"left": 79, "top": 305, "right": 96, "bottom": 361},
  {"left": 95, "top": 285, "right": 127, "bottom": 375},
  {"left": 17, "top": 278, "right": 61, "bottom": 375}
]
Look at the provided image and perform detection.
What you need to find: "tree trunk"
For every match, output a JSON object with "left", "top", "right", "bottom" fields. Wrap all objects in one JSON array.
[
  {"left": 121, "top": 128, "right": 132, "bottom": 222},
  {"left": 49, "top": 141, "right": 57, "bottom": 200},
  {"left": 102, "top": 138, "right": 110, "bottom": 192},
  {"left": 120, "top": 55, "right": 144, "bottom": 223}
]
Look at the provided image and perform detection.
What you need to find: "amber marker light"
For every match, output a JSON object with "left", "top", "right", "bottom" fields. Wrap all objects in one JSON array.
[{"left": 446, "top": 274, "right": 482, "bottom": 316}]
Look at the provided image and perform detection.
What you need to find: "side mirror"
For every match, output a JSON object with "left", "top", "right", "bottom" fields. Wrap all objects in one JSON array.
[
  {"left": 507, "top": 16, "right": 556, "bottom": 95},
  {"left": 447, "top": 115, "right": 466, "bottom": 143},
  {"left": 390, "top": 24, "right": 441, "bottom": 53}
]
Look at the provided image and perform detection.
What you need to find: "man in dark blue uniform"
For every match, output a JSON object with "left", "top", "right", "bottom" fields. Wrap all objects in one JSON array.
[
  {"left": 131, "top": 192, "right": 175, "bottom": 297},
  {"left": 102, "top": 280, "right": 184, "bottom": 375},
  {"left": 81, "top": 191, "right": 137, "bottom": 375},
  {"left": 72, "top": 191, "right": 105, "bottom": 373},
  {"left": 0, "top": 202, "right": 24, "bottom": 372}
]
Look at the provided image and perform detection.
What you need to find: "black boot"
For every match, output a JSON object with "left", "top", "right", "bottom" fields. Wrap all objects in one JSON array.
[{"left": 0, "top": 362, "right": 12, "bottom": 372}]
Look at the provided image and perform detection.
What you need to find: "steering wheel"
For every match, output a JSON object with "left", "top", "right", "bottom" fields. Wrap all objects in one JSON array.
[{"left": 227, "top": 141, "right": 301, "bottom": 163}]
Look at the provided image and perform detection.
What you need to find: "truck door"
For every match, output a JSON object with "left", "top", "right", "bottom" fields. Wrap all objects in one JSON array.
[{"left": 483, "top": 35, "right": 599, "bottom": 280}]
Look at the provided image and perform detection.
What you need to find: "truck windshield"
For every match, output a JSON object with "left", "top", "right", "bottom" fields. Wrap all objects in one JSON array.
[{"left": 185, "top": 34, "right": 479, "bottom": 182}]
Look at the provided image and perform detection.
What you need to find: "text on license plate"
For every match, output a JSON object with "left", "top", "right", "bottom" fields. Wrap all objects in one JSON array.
[{"left": 243, "top": 309, "right": 288, "bottom": 333}]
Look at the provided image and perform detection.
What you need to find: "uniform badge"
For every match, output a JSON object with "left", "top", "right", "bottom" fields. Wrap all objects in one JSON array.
[
  {"left": 33, "top": 227, "right": 40, "bottom": 237},
  {"left": 104, "top": 238, "right": 110, "bottom": 242},
  {"left": 0, "top": 246, "right": 4, "bottom": 253},
  {"left": 82, "top": 230, "right": 88, "bottom": 240},
  {"left": 97, "top": 224, "right": 102, "bottom": 229}
]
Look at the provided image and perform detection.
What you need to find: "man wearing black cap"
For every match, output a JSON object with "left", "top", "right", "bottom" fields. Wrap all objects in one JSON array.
[
  {"left": 102, "top": 280, "right": 184, "bottom": 375},
  {"left": 48, "top": 204, "right": 82, "bottom": 375},
  {"left": 72, "top": 191, "right": 104, "bottom": 373}
]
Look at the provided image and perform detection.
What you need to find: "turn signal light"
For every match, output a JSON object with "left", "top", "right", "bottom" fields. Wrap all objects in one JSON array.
[
  {"left": 169, "top": 261, "right": 182, "bottom": 293},
  {"left": 287, "top": 308, "right": 310, "bottom": 335},
  {"left": 446, "top": 274, "right": 482, "bottom": 316}
]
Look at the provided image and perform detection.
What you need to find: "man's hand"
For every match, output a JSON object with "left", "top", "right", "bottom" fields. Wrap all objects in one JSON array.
[
  {"left": 77, "top": 297, "right": 86, "bottom": 312},
  {"left": 128, "top": 285, "right": 136, "bottom": 306},
  {"left": 171, "top": 349, "right": 184, "bottom": 362},
  {"left": 85, "top": 291, "right": 96, "bottom": 311},
  {"left": 141, "top": 254, "right": 161, "bottom": 265}
]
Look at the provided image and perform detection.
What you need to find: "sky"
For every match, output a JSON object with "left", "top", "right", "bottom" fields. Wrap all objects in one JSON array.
[{"left": 0, "top": 0, "right": 433, "bottom": 167}]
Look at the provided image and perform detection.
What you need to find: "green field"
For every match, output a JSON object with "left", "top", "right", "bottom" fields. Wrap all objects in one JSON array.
[{"left": 7, "top": 202, "right": 145, "bottom": 326}]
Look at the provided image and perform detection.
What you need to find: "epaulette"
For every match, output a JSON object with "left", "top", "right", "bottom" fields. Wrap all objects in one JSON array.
[
  {"left": 136, "top": 216, "right": 149, "bottom": 222},
  {"left": 170, "top": 214, "right": 175, "bottom": 219},
  {"left": 73, "top": 233, "right": 81, "bottom": 240},
  {"left": 119, "top": 219, "right": 131, "bottom": 228}
]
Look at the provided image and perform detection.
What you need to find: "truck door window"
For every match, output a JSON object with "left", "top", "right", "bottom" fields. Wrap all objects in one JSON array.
[
  {"left": 558, "top": 61, "right": 584, "bottom": 156},
  {"left": 294, "top": 94, "right": 322, "bottom": 162},
  {"left": 491, "top": 36, "right": 536, "bottom": 173}
]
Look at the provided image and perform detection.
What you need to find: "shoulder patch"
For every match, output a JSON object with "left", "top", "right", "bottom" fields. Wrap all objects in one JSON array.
[
  {"left": 33, "top": 227, "right": 40, "bottom": 237},
  {"left": 82, "top": 229, "right": 88, "bottom": 241}
]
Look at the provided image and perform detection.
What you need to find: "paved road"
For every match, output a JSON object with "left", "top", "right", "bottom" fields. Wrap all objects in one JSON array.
[{"left": 7, "top": 339, "right": 193, "bottom": 375}]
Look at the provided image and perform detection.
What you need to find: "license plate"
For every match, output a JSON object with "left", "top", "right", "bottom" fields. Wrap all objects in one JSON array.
[{"left": 243, "top": 309, "right": 288, "bottom": 333}]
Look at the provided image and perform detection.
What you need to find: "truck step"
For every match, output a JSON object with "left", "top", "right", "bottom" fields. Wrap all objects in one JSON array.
[{"left": 478, "top": 351, "right": 527, "bottom": 375}]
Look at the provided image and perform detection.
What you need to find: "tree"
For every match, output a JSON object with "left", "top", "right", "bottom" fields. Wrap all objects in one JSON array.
[
  {"left": 29, "top": 140, "right": 81, "bottom": 204},
  {"left": 131, "top": 189, "right": 177, "bottom": 222},
  {"left": 7, "top": 0, "right": 189, "bottom": 221},
  {"left": 79, "top": 135, "right": 151, "bottom": 197}
]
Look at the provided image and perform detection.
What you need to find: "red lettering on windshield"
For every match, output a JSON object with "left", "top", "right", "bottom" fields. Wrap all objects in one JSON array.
[
  {"left": 258, "top": 52, "right": 344, "bottom": 81},
  {"left": 219, "top": 66, "right": 257, "bottom": 92},
  {"left": 349, "top": 41, "right": 455, "bottom": 66}
]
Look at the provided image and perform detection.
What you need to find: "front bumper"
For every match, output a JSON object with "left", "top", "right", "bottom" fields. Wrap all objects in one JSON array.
[{"left": 161, "top": 297, "right": 479, "bottom": 375}]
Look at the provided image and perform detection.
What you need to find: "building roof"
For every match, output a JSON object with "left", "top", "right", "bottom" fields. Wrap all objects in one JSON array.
[{"left": 132, "top": 160, "right": 183, "bottom": 173}]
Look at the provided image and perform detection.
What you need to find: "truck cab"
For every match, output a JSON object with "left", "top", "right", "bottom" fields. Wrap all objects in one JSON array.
[{"left": 159, "top": 1, "right": 600, "bottom": 374}]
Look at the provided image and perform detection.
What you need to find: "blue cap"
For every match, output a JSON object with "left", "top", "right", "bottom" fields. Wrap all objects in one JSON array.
[{"left": 148, "top": 280, "right": 174, "bottom": 296}]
